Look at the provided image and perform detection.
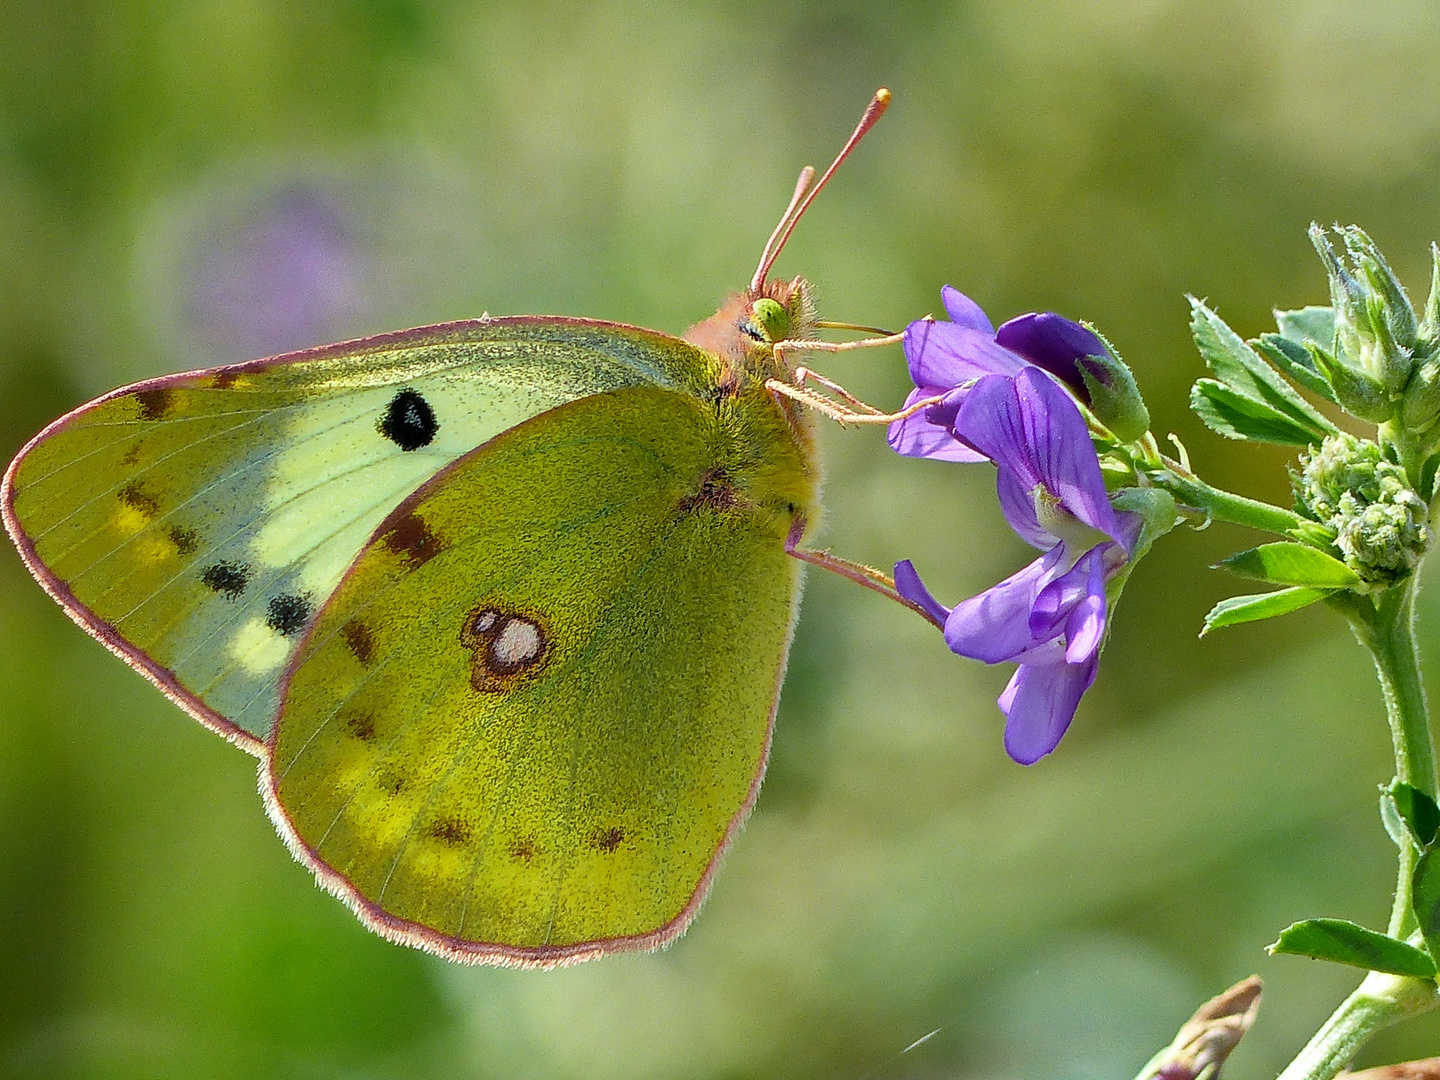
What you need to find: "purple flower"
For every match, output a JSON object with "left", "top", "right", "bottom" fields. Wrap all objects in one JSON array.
[
  {"left": 887, "top": 287, "right": 1108, "bottom": 464},
  {"left": 896, "top": 367, "right": 1139, "bottom": 764}
]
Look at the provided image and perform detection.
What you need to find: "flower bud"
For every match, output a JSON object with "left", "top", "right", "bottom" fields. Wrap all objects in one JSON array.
[
  {"left": 1309, "top": 224, "right": 1419, "bottom": 400},
  {"left": 1075, "top": 333, "right": 1150, "bottom": 442},
  {"left": 1308, "top": 340, "right": 1394, "bottom": 422},
  {"left": 1402, "top": 353, "right": 1440, "bottom": 433},
  {"left": 1423, "top": 241, "right": 1440, "bottom": 341},
  {"left": 1295, "top": 432, "right": 1432, "bottom": 584}
]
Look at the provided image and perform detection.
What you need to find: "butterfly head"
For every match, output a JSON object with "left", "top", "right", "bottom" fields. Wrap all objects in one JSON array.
[{"left": 681, "top": 276, "right": 816, "bottom": 384}]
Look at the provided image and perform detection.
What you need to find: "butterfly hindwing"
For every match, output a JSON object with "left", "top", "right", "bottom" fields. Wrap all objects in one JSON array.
[
  {"left": 265, "top": 384, "right": 813, "bottom": 964},
  {"left": 3, "top": 319, "right": 717, "bottom": 751}
]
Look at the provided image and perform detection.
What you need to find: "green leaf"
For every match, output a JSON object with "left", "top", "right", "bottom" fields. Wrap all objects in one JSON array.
[
  {"left": 1390, "top": 781, "right": 1440, "bottom": 848},
  {"left": 1275, "top": 305, "right": 1336, "bottom": 349},
  {"left": 1413, "top": 848, "right": 1440, "bottom": 962},
  {"left": 1382, "top": 790, "right": 1410, "bottom": 850},
  {"left": 1189, "top": 298, "right": 1337, "bottom": 441},
  {"left": 1190, "top": 379, "right": 1326, "bottom": 446},
  {"left": 1217, "top": 543, "right": 1360, "bottom": 588},
  {"left": 1267, "top": 918, "right": 1436, "bottom": 978},
  {"left": 1253, "top": 333, "right": 1338, "bottom": 403},
  {"left": 1201, "top": 587, "right": 1330, "bottom": 635}
]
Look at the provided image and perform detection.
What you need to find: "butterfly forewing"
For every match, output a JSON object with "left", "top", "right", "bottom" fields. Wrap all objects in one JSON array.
[
  {"left": 266, "top": 385, "right": 813, "bottom": 964},
  {"left": 3, "top": 319, "right": 715, "bottom": 749}
]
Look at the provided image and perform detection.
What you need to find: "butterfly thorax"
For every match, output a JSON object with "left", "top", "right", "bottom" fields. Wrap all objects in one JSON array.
[{"left": 681, "top": 275, "right": 816, "bottom": 392}]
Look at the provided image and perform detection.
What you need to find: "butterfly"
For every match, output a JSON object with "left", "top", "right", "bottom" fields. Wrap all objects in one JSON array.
[{"left": 2, "top": 90, "right": 922, "bottom": 967}]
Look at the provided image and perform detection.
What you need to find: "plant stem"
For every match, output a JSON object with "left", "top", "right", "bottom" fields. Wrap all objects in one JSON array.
[
  {"left": 1277, "top": 578, "right": 1440, "bottom": 1080},
  {"left": 1275, "top": 972, "right": 1438, "bottom": 1080},
  {"left": 1146, "top": 471, "right": 1310, "bottom": 536}
]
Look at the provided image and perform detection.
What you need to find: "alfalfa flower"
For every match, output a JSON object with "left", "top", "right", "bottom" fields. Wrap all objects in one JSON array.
[{"left": 896, "top": 367, "right": 1140, "bottom": 764}]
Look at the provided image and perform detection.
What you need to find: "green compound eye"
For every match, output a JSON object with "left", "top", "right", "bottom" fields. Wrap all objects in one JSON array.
[{"left": 750, "top": 298, "right": 790, "bottom": 343}]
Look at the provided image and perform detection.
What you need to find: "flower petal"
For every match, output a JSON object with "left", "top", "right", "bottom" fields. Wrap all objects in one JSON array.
[
  {"left": 1028, "top": 542, "right": 1112, "bottom": 645},
  {"left": 894, "top": 560, "right": 953, "bottom": 625},
  {"left": 995, "top": 312, "right": 1105, "bottom": 398},
  {"left": 1062, "top": 545, "right": 1109, "bottom": 663},
  {"left": 996, "top": 466, "right": 1054, "bottom": 549},
  {"left": 905, "top": 319, "right": 1027, "bottom": 389},
  {"left": 998, "top": 651, "right": 1100, "bottom": 765},
  {"left": 941, "top": 286, "right": 995, "bottom": 333},
  {"left": 943, "top": 547, "right": 1065, "bottom": 663},
  {"left": 887, "top": 387, "right": 988, "bottom": 462},
  {"left": 959, "top": 368, "right": 1122, "bottom": 542}
]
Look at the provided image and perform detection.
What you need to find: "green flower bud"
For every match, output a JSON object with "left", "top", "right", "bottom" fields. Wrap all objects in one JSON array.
[
  {"left": 1308, "top": 341, "right": 1394, "bottom": 422},
  {"left": 1076, "top": 334, "right": 1150, "bottom": 442},
  {"left": 1309, "top": 224, "right": 1419, "bottom": 400},
  {"left": 1423, "top": 241, "right": 1440, "bottom": 340},
  {"left": 1295, "top": 432, "right": 1432, "bottom": 584},
  {"left": 1402, "top": 354, "right": 1440, "bottom": 433}
]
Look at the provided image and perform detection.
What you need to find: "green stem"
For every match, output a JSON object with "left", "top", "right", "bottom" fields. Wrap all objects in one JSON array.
[
  {"left": 1275, "top": 972, "right": 1438, "bottom": 1080},
  {"left": 1347, "top": 581, "right": 1437, "bottom": 937},
  {"left": 1146, "top": 471, "right": 1310, "bottom": 536},
  {"left": 1277, "top": 577, "right": 1440, "bottom": 1080}
]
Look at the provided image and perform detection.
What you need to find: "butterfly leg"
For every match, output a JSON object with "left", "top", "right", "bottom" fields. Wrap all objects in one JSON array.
[
  {"left": 765, "top": 378, "right": 946, "bottom": 426},
  {"left": 783, "top": 520, "right": 945, "bottom": 630}
]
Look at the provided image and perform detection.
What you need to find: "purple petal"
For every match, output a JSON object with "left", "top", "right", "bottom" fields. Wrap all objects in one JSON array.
[
  {"left": 1062, "top": 546, "right": 1109, "bottom": 663},
  {"left": 995, "top": 312, "right": 1105, "bottom": 399},
  {"left": 894, "top": 560, "right": 952, "bottom": 624},
  {"left": 998, "top": 651, "right": 1100, "bottom": 765},
  {"left": 905, "top": 319, "right": 1027, "bottom": 389},
  {"left": 941, "top": 286, "right": 995, "bottom": 333},
  {"left": 1028, "top": 542, "right": 1114, "bottom": 647},
  {"left": 996, "top": 466, "right": 1054, "bottom": 550},
  {"left": 887, "top": 387, "right": 988, "bottom": 463},
  {"left": 957, "top": 368, "right": 1122, "bottom": 543},
  {"left": 943, "top": 547, "right": 1065, "bottom": 663}
]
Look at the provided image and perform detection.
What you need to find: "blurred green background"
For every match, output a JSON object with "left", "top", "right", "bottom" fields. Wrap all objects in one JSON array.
[{"left": 4, "top": 1, "right": 1440, "bottom": 1077}]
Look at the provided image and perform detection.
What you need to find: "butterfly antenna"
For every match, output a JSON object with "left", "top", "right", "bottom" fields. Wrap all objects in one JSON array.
[
  {"left": 749, "top": 87, "right": 891, "bottom": 292},
  {"left": 751, "top": 166, "right": 816, "bottom": 294}
]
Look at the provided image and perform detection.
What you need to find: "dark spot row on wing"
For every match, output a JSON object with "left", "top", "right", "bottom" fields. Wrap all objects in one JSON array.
[
  {"left": 117, "top": 482, "right": 161, "bottom": 519},
  {"left": 168, "top": 526, "right": 200, "bottom": 555},
  {"left": 342, "top": 620, "right": 376, "bottom": 665},
  {"left": 377, "top": 388, "right": 438, "bottom": 451},
  {"left": 428, "top": 817, "right": 471, "bottom": 845},
  {"left": 340, "top": 709, "right": 376, "bottom": 741},
  {"left": 134, "top": 388, "right": 175, "bottom": 422},
  {"left": 590, "top": 827, "right": 626, "bottom": 853},
  {"left": 266, "top": 592, "right": 312, "bottom": 636},
  {"left": 381, "top": 512, "right": 445, "bottom": 568},
  {"left": 202, "top": 560, "right": 252, "bottom": 598}
]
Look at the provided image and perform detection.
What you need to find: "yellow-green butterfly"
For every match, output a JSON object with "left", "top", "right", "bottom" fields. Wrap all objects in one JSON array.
[{"left": 3, "top": 90, "right": 916, "bottom": 966}]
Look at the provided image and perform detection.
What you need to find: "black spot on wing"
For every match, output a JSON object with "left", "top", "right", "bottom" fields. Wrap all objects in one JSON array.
[
  {"left": 266, "top": 593, "right": 312, "bottom": 636},
  {"left": 134, "top": 388, "right": 175, "bottom": 421},
  {"left": 378, "top": 388, "right": 438, "bottom": 451},
  {"left": 590, "top": 827, "right": 625, "bottom": 853},
  {"left": 342, "top": 620, "right": 376, "bottom": 665},
  {"left": 428, "top": 817, "right": 472, "bottom": 845},
  {"left": 340, "top": 710, "right": 376, "bottom": 741},
  {"left": 117, "top": 482, "right": 161, "bottom": 519},
  {"left": 381, "top": 512, "right": 446, "bottom": 568},
  {"left": 167, "top": 526, "right": 200, "bottom": 555},
  {"left": 201, "top": 561, "right": 251, "bottom": 598}
]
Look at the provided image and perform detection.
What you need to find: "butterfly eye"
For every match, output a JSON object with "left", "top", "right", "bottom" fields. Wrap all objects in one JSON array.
[{"left": 749, "top": 297, "right": 790, "bottom": 343}]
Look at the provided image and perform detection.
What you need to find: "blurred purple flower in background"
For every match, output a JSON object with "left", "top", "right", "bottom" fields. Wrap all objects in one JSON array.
[
  {"left": 188, "top": 185, "right": 366, "bottom": 360},
  {"left": 887, "top": 287, "right": 1107, "bottom": 463},
  {"left": 896, "top": 367, "right": 1138, "bottom": 764}
]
